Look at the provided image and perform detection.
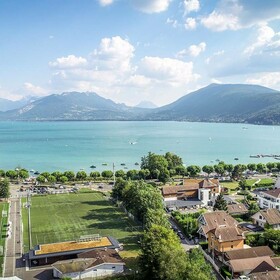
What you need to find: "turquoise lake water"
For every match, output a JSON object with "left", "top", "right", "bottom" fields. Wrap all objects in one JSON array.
[{"left": 0, "top": 121, "right": 280, "bottom": 172}]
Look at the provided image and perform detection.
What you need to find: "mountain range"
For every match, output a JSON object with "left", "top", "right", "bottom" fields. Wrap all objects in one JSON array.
[{"left": 1, "top": 83, "right": 280, "bottom": 125}]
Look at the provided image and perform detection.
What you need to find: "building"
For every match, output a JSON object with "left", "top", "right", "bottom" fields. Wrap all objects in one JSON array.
[
  {"left": 249, "top": 271, "right": 280, "bottom": 280},
  {"left": 257, "top": 189, "right": 280, "bottom": 210},
  {"left": 227, "top": 203, "right": 248, "bottom": 216},
  {"left": 224, "top": 246, "right": 274, "bottom": 262},
  {"left": 52, "top": 249, "right": 125, "bottom": 279},
  {"left": 29, "top": 236, "right": 120, "bottom": 266},
  {"left": 198, "top": 211, "right": 245, "bottom": 255},
  {"left": 162, "top": 178, "right": 221, "bottom": 209},
  {"left": 229, "top": 256, "right": 276, "bottom": 278},
  {"left": 252, "top": 208, "right": 280, "bottom": 230}
]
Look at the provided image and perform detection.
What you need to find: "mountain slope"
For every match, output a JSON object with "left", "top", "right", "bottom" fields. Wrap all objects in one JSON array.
[
  {"left": 0, "top": 96, "right": 38, "bottom": 112},
  {"left": 145, "top": 84, "right": 280, "bottom": 124},
  {"left": 135, "top": 101, "right": 158, "bottom": 109},
  {"left": 0, "top": 92, "right": 148, "bottom": 121}
]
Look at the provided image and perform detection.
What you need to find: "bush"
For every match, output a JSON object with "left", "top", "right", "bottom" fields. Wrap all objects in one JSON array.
[
  {"left": 199, "top": 241, "right": 208, "bottom": 250},
  {"left": 220, "top": 266, "right": 231, "bottom": 278}
]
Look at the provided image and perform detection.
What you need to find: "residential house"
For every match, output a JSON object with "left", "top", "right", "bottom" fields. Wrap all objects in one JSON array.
[
  {"left": 252, "top": 208, "right": 280, "bottom": 230},
  {"left": 227, "top": 203, "right": 248, "bottom": 216},
  {"left": 257, "top": 188, "right": 280, "bottom": 210},
  {"left": 52, "top": 249, "right": 125, "bottom": 279},
  {"left": 229, "top": 256, "right": 276, "bottom": 278},
  {"left": 249, "top": 271, "right": 280, "bottom": 280},
  {"left": 198, "top": 211, "right": 245, "bottom": 256},
  {"left": 224, "top": 246, "right": 274, "bottom": 262},
  {"left": 162, "top": 178, "right": 221, "bottom": 209}
]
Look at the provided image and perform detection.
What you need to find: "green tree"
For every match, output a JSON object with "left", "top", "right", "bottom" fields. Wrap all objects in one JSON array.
[
  {"left": 90, "top": 171, "right": 101, "bottom": 180},
  {"left": 248, "top": 202, "right": 260, "bottom": 215},
  {"left": 232, "top": 164, "right": 246, "bottom": 180},
  {"left": 158, "top": 169, "right": 170, "bottom": 183},
  {"left": 48, "top": 175, "right": 56, "bottom": 184},
  {"left": 139, "top": 225, "right": 187, "bottom": 280},
  {"left": 184, "top": 249, "right": 215, "bottom": 280},
  {"left": 214, "top": 165, "right": 225, "bottom": 176},
  {"left": 40, "top": 172, "right": 51, "bottom": 181},
  {"left": 213, "top": 194, "right": 227, "bottom": 211},
  {"left": 101, "top": 170, "right": 113, "bottom": 180},
  {"left": 247, "top": 163, "right": 257, "bottom": 172},
  {"left": 59, "top": 175, "right": 68, "bottom": 183},
  {"left": 115, "top": 170, "right": 125, "bottom": 178},
  {"left": 266, "top": 162, "right": 276, "bottom": 172},
  {"left": 51, "top": 171, "right": 62, "bottom": 181},
  {"left": 0, "top": 179, "right": 9, "bottom": 198},
  {"left": 239, "top": 178, "right": 247, "bottom": 190},
  {"left": 141, "top": 152, "right": 168, "bottom": 178},
  {"left": 0, "top": 170, "right": 5, "bottom": 177},
  {"left": 145, "top": 208, "right": 169, "bottom": 229},
  {"left": 36, "top": 175, "right": 46, "bottom": 184},
  {"left": 76, "top": 171, "right": 87, "bottom": 181},
  {"left": 126, "top": 170, "right": 139, "bottom": 180},
  {"left": 111, "top": 178, "right": 129, "bottom": 201},
  {"left": 139, "top": 169, "right": 150, "bottom": 180},
  {"left": 202, "top": 165, "right": 214, "bottom": 176},
  {"left": 175, "top": 165, "right": 186, "bottom": 178},
  {"left": 164, "top": 152, "right": 183, "bottom": 170},
  {"left": 187, "top": 165, "right": 201, "bottom": 177},
  {"left": 63, "top": 171, "right": 75, "bottom": 181},
  {"left": 257, "top": 163, "right": 267, "bottom": 174},
  {"left": 5, "top": 170, "right": 17, "bottom": 179},
  {"left": 19, "top": 169, "right": 29, "bottom": 179},
  {"left": 224, "top": 164, "right": 234, "bottom": 176}
]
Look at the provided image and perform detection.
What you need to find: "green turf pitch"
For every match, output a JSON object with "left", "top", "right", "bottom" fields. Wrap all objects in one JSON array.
[{"left": 22, "top": 192, "right": 141, "bottom": 252}]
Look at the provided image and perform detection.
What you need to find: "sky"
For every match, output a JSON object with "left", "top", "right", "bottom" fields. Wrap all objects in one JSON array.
[{"left": 0, "top": 0, "right": 280, "bottom": 106}]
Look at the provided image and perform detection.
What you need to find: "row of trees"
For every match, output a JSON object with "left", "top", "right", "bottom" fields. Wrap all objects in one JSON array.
[
  {"left": 112, "top": 179, "right": 215, "bottom": 280},
  {"left": 0, "top": 179, "right": 9, "bottom": 198}
]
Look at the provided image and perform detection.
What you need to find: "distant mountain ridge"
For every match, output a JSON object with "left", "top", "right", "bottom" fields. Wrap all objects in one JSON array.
[
  {"left": 0, "top": 92, "right": 149, "bottom": 121},
  {"left": 1, "top": 84, "right": 280, "bottom": 125},
  {"left": 145, "top": 83, "right": 280, "bottom": 125},
  {"left": 135, "top": 101, "right": 158, "bottom": 109},
  {"left": 0, "top": 96, "right": 38, "bottom": 112}
]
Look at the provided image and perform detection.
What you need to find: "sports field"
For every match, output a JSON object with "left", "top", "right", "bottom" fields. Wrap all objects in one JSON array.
[{"left": 22, "top": 191, "right": 142, "bottom": 255}]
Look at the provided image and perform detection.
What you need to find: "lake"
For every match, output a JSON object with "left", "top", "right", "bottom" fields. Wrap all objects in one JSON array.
[{"left": 0, "top": 121, "right": 279, "bottom": 172}]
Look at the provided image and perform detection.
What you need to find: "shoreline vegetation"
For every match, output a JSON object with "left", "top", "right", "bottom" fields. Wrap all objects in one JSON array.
[{"left": 1, "top": 152, "right": 279, "bottom": 186}]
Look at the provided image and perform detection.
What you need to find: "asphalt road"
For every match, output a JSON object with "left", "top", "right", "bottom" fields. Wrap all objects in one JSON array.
[{"left": 4, "top": 197, "right": 22, "bottom": 277}]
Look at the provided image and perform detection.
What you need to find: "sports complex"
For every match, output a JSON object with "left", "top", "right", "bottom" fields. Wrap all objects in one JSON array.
[{"left": 21, "top": 190, "right": 142, "bottom": 262}]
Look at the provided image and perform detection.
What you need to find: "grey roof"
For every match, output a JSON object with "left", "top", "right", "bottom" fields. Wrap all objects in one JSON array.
[
  {"left": 259, "top": 209, "right": 280, "bottom": 225},
  {"left": 165, "top": 199, "right": 202, "bottom": 208}
]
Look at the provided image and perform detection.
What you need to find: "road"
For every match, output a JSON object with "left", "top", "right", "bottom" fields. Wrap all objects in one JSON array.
[{"left": 4, "top": 197, "right": 22, "bottom": 277}]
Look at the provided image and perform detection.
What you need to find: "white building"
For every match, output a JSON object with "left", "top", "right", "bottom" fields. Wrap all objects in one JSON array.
[
  {"left": 52, "top": 249, "right": 125, "bottom": 279},
  {"left": 257, "top": 188, "right": 280, "bottom": 210},
  {"left": 252, "top": 208, "right": 280, "bottom": 230}
]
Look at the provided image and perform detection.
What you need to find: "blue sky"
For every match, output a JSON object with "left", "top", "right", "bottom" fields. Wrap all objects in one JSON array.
[{"left": 0, "top": 0, "right": 280, "bottom": 105}]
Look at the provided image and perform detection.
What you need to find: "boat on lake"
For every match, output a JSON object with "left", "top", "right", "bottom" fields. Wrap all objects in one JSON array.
[
  {"left": 34, "top": 171, "right": 40, "bottom": 175},
  {"left": 135, "top": 162, "right": 139, "bottom": 165},
  {"left": 102, "top": 163, "right": 107, "bottom": 166},
  {"left": 120, "top": 163, "right": 126, "bottom": 166},
  {"left": 234, "top": 158, "right": 239, "bottom": 160},
  {"left": 90, "top": 165, "right": 96, "bottom": 168}
]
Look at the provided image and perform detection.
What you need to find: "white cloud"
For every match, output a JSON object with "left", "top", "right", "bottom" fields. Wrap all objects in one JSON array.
[
  {"left": 184, "top": 17, "right": 196, "bottom": 30},
  {"left": 177, "top": 42, "right": 206, "bottom": 58},
  {"left": 246, "top": 72, "right": 280, "bottom": 88},
  {"left": 139, "top": 56, "right": 200, "bottom": 86},
  {"left": 98, "top": 0, "right": 114, "bottom": 7},
  {"left": 166, "top": 18, "right": 178, "bottom": 28},
  {"left": 131, "top": 0, "right": 172, "bottom": 14},
  {"left": 91, "top": 36, "right": 135, "bottom": 73},
  {"left": 23, "top": 83, "right": 48, "bottom": 95},
  {"left": 124, "top": 75, "right": 152, "bottom": 87},
  {"left": 183, "top": 0, "right": 200, "bottom": 15},
  {"left": 201, "top": 11, "right": 240, "bottom": 31},
  {"left": 244, "top": 24, "right": 275, "bottom": 55},
  {"left": 49, "top": 55, "right": 87, "bottom": 69},
  {"left": 201, "top": 0, "right": 280, "bottom": 32},
  {"left": 205, "top": 50, "right": 225, "bottom": 64}
]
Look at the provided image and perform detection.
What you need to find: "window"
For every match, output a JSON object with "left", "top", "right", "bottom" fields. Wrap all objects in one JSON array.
[
  {"left": 259, "top": 215, "right": 262, "bottom": 219},
  {"left": 231, "top": 245, "right": 233, "bottom": 248},
  {"left": 112, "top": 266, "right": 115, "bottom": 269}
]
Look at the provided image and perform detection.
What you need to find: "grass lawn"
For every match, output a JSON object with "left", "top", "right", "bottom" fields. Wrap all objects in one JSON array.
[
  {"left": 221, "top": 181, "right": 239, "bottom": 192},
  {"left": 21, "top": 191, "right": 141, "bottom": 262},
  {"left": 0, "top": 202, "right": 9, "bottom": 276},
  {"left": 245, "top": 179, "right": 258, "bottom": 186}
]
